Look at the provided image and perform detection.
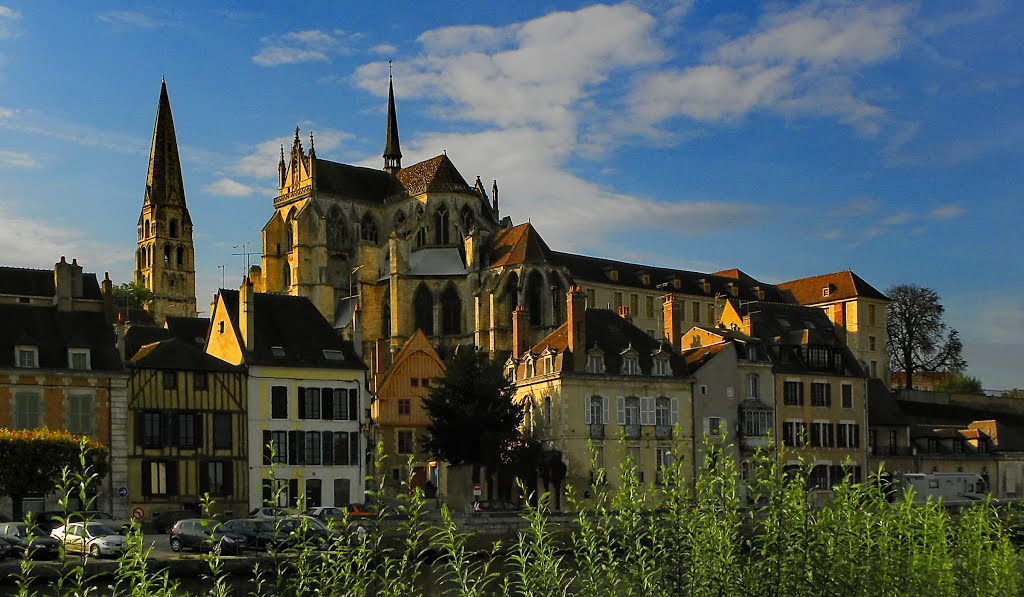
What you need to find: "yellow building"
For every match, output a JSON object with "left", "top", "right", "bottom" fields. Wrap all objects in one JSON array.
[
  {"left": 207, "top": 279, "right": 368, "bottom": 510},
  {"left": 369, "top": 330, "right": 444, "bottom": 491},
  {"left": 509, "top": 287, "right": 694, "bottom": 502},
  {"left": 0, "top": 259, "right": 128, "bottom": 518},
  {"left": 126, "top": 332, "right": 247, "bottom": 519}
]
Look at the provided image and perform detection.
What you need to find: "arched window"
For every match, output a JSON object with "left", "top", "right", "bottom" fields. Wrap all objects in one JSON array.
[
  {"left": 176, "top": 246, "right": 185, "bottom": 267},
  {"left": 414, "top": 284, "right": 433, "bottom": 336},
  {"left": 144, "top": 219, "right": 150, "bottom": 238},
  {"left": 327, "top": 206, "right": 346, "bottom": 251},
  {"left": 283, "top": 266, "right": 291, "bottom": 288},
  {"left": 393, "top": 209, "right": 407, "bottom": 228},
  {"left": 527, "top": 270, "right": 544, "bottom": 326},
  {"left": 163, "top": 245, "right": 170, "bottom": 264},
  {"left": 360, "top": 214, "right": 379, "bottom": 243},
  {"left": 382, "top": 296, "right": 392, "bottom": 338},
  {"left": 137, "top": 250, "right": 142, "bottom": 270},
  {"left": 434, "top": 207, "right": 450, "bottom": 244},
  {"left": 285, "top": 210, "right": 295, "bottom": 251},
  {"left": 441, "top": 284, "right": 461, "bottom": 335},
  {"left": 169, "top": 219, "right": 178, "bottom": 238},
  {"left": 549, "top": 274, "right": 565, "bottom": 326},
  {"left": 460, "top": 205, "right": 474, "bottom": 233},
  {"left": 415, "top": 227, "right": 427, "bottom": 247}
]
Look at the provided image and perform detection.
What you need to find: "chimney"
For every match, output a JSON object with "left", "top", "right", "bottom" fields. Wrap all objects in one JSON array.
[
  {"left": 101, "top": 272, "right": 114, "bottom": 322},
  {"left": 70, "top": 258, "right": 84, "bottom": 298},
  {"left": 54, "top": 256, "right": 72, "bottom": 311},
  {"left": 617, "top": 305, "right": 632, "bottom": 324},
  {"left": 699, "top": 278, "right": 711, "bottom": 294},
  {"left": 567, "top": 286, "right": 587, "bottom": 371},
  {"left": 239, "top": 277, "right": 255, "bottom": 350},
  {"left": 663, "top": 294, "right": 682, "bottom": 352},
  {"left": 115, "top": 313, "right": 127, "bottom": 363},
  {"left": 512, "top": 305, "right": 530, "bottom": 358}
]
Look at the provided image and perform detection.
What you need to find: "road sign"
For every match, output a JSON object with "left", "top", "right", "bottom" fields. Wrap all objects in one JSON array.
[
  {"left": 132, "top": 507, "right": 145, "bottom": 520},
  {"left": 473, "top": 482, "right": 481, "bottom": 496},
  {"left": 116, "top": 486, "right": 129, "bottom": 498}
]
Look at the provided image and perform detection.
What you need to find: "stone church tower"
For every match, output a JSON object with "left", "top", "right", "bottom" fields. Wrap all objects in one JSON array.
[{"left": 134, "top": 79, "right": 198, "bottom": 323}]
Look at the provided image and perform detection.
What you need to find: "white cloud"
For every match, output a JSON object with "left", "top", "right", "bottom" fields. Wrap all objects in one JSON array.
[
  {"left": 631, "top": 64, "right": 791, "bottom": 121},
  {"left": 931, "top": 204, "right": 965, "bottom": 219},
  {"left": 881, "top": 212, "right": 912, "bottom": 226},
  {"left": 0, "top": 149, "right": 40, "bottom": 168},
  {"left": 0, "top": 4, "right": 20, "bottom": 38},
  {"left": 0, "top": 201, "right": 124, "bottom": 270},
  {"left": 370, "top": 43, "right": 398, "bottom": 55},
  {"left": 252, "top": 29, "right": 356, "bottom": 66},
  {"left": 837, "top": 196, "right": 880, "bottom": 217},
  {"left": 0, "top": 105, "right": 147, "bottom": 154},
  {"left": 234, "top": 129, "right": 351, "bottom": 178},
  {"left": 253, "top": 46, "right": 328, "bottom": 67},
  {"left": 97, "top": 10, "right": 159, "bottom": 28},
  {"left": 203, "top": 177, "right": 256, "bottom": 197}
]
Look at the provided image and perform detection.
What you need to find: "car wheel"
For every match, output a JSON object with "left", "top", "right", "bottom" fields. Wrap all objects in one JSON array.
[
  {"left": 170, "top": 537, "right": 182, "bottom": 552},
  {"left": 90, "top": 544, "right": 101, "bottom": 558}
]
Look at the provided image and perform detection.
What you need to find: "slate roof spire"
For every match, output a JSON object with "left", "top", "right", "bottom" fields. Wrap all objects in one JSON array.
[
  {"left": 383, "top": 64, "right": 402, "bottom": 174},
  {"left": 143, "top": 78, "right": 187, "bottom": 213}
]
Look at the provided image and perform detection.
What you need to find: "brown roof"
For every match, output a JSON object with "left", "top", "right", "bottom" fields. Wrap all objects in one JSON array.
[
  {"left": 777, "top": 271, "right": 888, "bottom": 305},
  {"left": 488, "top": 223, "right": 553, "bottom": 267},
  {"left": 681, "top": 342, "right": 729, "bottom": 374},
  {"left": 395, "top": 154, "right": 472, "bottom": 195}
]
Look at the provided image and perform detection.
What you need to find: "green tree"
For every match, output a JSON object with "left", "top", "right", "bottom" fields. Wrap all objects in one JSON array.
[
  {"left": 886, "top": 284, "right": 966, "bottom": 391},
  {"left": 421, "top": 347, "right": 524, "bottom": 488},
  {"left": 111, "top": 281, "right": 153, "bottom": 311},
  {"left": 933, "top": 374, "right": 984, "bottom": 394},
  {"left": 0, "top": 429, "right": 109, "bottom": 520}
]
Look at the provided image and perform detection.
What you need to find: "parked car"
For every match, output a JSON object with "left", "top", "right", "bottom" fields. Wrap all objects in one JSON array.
[
  {"left": 248, "top": 507, "right": 298, "bottom": 520},
  {"left": 151, "top": 509, "right": 201, "bottom": 534},
  {"left": 0, "top": 522, "right": 60, "bottom": 559},
  {"left": 214, "top": 519, "right": 279, "bottom": 551},
  {"left": 303, "top": 506, "right": 348, "bottom": 525},
  {"left": 0, "top": 537, "right": 11, "bottom": 559},
  {"left": 272, "top": 516, "right": 340, "bottom": 551},
  {"left": 51, "top": 522, "right": 126, "bottom": 558},
  {"left": 473, "top": 500, "right": 519, "bottom": 513},
  {"left": 345, "top": 504, "right": 379, "bottom": 519},
  {"left": 168, "top": 519, "right": 245, "bottom": 555},
  {"left": 33, "top": 510, "right": 132, "bottom": 534}
]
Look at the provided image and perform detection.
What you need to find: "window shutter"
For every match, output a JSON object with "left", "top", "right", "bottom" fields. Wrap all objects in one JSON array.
[
  {"left": 703, "top": 418, "right": 710, "bottom": 437},
  {"left": 335, "top": 432, "right": 348, "bottom": 465},
  {"left": 194, "top": 414, "right": 203, "bottom": 449},
  {"left": 350, "top": 432, "right": 359, "bottom": 466},
  {"left": 670, "top": 398, "right": 679, "bottom": 423},
  {"left": 721, "top": 417, "right": 728, "bottom": 437},
  {"left": 645, "top": 398, "right": 657, "bottom": 425},
  {"left": 262, "top": 430, "right": 272, "bottom": 465},
  {"left": 296, "top": 431, "right": 306, "bottom": 465},
  {"left": 135, "top": 412, "right": 144, "bottom": 447},
  {"left": 799, "top": 383, "right": 805, "bottom": 405},
  {"left": 349, "top": 389, "right": 359, "bottom": 421},
  {"left": 262, "top": 478, "right": 272, "bottom": 505},
  {"left": 199, "top": 460, "right": 209, "bottom": 494},
  {"left": 602, "top": 397, "right": 609, "bottom": 425},
  {"left": 141, "top": 462, "right": 151, "bottom": 497},
  {"left": 323, "top": 431, "right": 334, "bottom": 465},
  {"left": 167, "top": 461, "right": 179, "bottom": 496},
  {"left": 584, "top": 397, "right": 591, "bottom": 425},
  {"left": 288, "top": 479, "right": 299, "bottom": 508},
  {"left": 321, "top": 389, "right": 333, "bottom": 420},
  {"left": 288, "top": 431, "right": 298, "bottom": 465},
  {"left": 297, "top": 387, "right": 306, "bottom": 420},
  {"left": 616, "top": 397, "right": 625, "bottom": 424},
  {"left": 223, "top": 463, "right": 233, "bottom": 498},
  {"left": 163, "top": 413, "right": 179, "bottom": 447},
  {"left": 853, "top": 424, "right": 860, "bottom": 448}
]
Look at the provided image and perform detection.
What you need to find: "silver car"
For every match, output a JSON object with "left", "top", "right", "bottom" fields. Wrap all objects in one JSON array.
[{"left": 51, "top": 522, "right": 126, "bottom": 558}]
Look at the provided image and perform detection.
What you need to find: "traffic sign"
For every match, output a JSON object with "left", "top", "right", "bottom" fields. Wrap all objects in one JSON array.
[
  {"left": 116, "top": 486, "right": 129, "bottom": 498},
  {"left": 132, "top": 507, "right": 145, "bottom": 520},
  {"left": 473, "top": 482, "right": 481, "bottom": 496}
]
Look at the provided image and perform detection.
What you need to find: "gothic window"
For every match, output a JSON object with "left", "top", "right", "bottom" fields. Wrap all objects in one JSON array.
[
  {"left": 414, "top": 284, "right": 434, "bottom": 336},
  {"left": 163, "top": 245, "right": 170, "bottom": 264},
  {"left": 527, "top": 270, "right": 544, "bottom": 327},
  {"left": 441, "top": 284, "right": 461, "bottom": 335},
  {"left": 393, "top": 209, "right": 406, "bottom": 228},
  {"left": 285, "top": 210, "right": 296, "bottom": 251},
  {"left": 460, "top": 205, "right": 474, "bottom": 233},
  {"left": 434, "top": 207, "right": 449, "bottom": 245},
  {"left": 144, "top": 219, "right": 150, "bottom": 238},
  {"left": 549, "top": 274, "right": 565, "bottom": 326},
  {"left": 176, "top": 246, "right": 185, "bottom": 267},
  {"left": 327, "top": 206, "right": 346, "bottom": 251},
  {"left": 382, "top": 297, "right": 391, "bottom": 338},
  {"left": 360, "top": 214, "right": 379, "bottom": 243},
  {"left": 283, "top": 266, "right": 291, "bottom": 288},
  {"left": 416, "top": 227, "right": 427, "bottom": 248},
  {"left": 504, "top": 271, "right": 519, "bottom": 330},
  {"left": 137, "top": 250, "right": 142, "bottom": 270},
  {"left": 169, "top": 219, "right": 178, "bottom": 238}
]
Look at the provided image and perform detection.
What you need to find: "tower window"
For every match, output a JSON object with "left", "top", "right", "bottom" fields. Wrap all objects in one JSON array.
[
  {"left": 434, "top": 207, "right": 449, "bottom": 245},
  {"left": 163, "top": 245, "right": 170, "bottom": 264},
  {"left": 169, "top": 219, "right": 178, "bottom": 238},
  {"left": 144, "top": 219, "right": 150, "bottom": 238},
  {"left": 360, "top": 214, "right": 379, "bottom": 243},
  {"left": 414, "top": 284, "right": 433, "bottom": 336},
  {"left": 176, "top": 246, "right": 185, "bottom": 266},
  {"left": 441, "top": 284, "right": 461, "bottom": 335}
]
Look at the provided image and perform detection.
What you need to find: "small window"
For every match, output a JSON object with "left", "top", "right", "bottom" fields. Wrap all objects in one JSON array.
[
  {"left": 868, "top": 304, "right": 877, "bottom": 325},
  {"left": 271, "top": 386, "right": 288, "bottom": 419},
  {"left": 213, "top": 413, "right": 232, "bottom": 449},
  {"left": 398, "top": 399, "right": 411, "bottom": 416},
  {"left": 323, "top": 350, "right": 345, "bottom": 361},
  {"left": 699, "top": 385, "right": 708, "bottom": 397},
  {"left": 410, "top": 378, "right": 419, "bottom": 388},
  {"left": 162, "top": 371, "right": 177, "bottom": 390},
  {"left": 193, "top": 372, "right": 208, "bottom": 391},
  {"left": 271, "top": 346, "right": 286, "bottom": 358},
  {"left": 869, "top": 336, "right": 876, "bottom": 351},
  {"left": 421, "top": 378, "right": 431, "bottom": 387},
  {"left": 841, "top": 384, "right": 853, "bottom": 409},
  {"left": 822, "top": 286, "right": 830, "bottom": 298},
  {"left": 15, "top": 346, "right": 38, "bottom": 368},
  {"left": 622, "top": 356, "right": 639, "bottom": 375},
  {"left": 397, "top": 430, "right": 414, "bottom": 454},
  {"left": 707, "top": 417, "right": 722, "bottom": 436},
  {"left": 68, "top": 348, "right": 91, "bottom": 370}
]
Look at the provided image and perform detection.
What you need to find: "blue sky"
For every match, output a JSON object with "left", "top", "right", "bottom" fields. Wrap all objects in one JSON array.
[{"left": 0, "top": 1, "right": 1020, "bottom": 390}]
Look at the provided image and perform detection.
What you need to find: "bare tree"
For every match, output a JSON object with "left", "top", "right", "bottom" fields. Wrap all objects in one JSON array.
[{"left": 886, "top": 284, "right": 966, "bottom": 390}]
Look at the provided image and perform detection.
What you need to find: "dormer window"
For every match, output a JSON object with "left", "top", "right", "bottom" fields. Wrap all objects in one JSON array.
[
  {"left": 652, "top": 353, "right": 671, "bottom": 376},
  {"left": 672, "top": 278, "right": 681, "bottom": 290},
  {"left": 542, "top": 350, "right": 555, "bottom": 374},
  {"left": 822, "top": 286, "right": 831, "bottom": 298},
  {"left": 525, "top": 357, "right": 535, "bottom": 378},
  {"left": 586, "top": 346, "right": 606, "bottom": 374},
  {"left": 68, "top": 348, "right": 91, "bottom": 370},
  {"left": 15, "top": 346, "right": 38, "bottom": 368},
  {"left": 608, "top": 269, "right": 619, "bottom": 281},
  {"left": 323, "top": 350, "right": 344, "bottom": 361},
  {"left": 505, "top": 361, "right": 517, "bottom": 382},
  {"left": 641, "top": 273, "right": 651, "bottom": 286},
  {"left": 620, "top": 344, "right": 640, "bottom": 376},
  {"left": 271, "top": 346, "right": 286, "bottom": 358}
]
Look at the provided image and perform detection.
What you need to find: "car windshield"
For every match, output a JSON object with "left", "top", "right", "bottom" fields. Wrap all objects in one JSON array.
[
  {"left": 86, "top": 524, "right": 116, "bottom": 537},
  {"left": 28, "top": 525, "right": 49, "bottom": 537},
  {"left": 82, "top": 511, "right": 113, "bottom": 520}
]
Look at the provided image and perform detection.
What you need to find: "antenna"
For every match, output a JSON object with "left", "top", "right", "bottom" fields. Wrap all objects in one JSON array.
[
  {"left": 217, "top": 265, "right": 226, "bottom": 288},
  {"left": 232, "top": 242, "right": 259, "bottom": 276}
]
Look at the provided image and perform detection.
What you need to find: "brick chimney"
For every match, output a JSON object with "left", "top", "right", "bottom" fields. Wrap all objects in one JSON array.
[
  {"left": 239, "top": 277, "right": 255, "bottom": 350},
  {"left": 663, "top": 294, "right": 682, "bottom": 352},
  {"left": 567, "top": 286, "right": 587, "bottom": 371},
  {"left": 54, "top": 256, "right": 72, "bottom": 311},
  {"left": 617, "top": 305, "right": 632, "bottom": 323},
  {"left": 512, "top": 305, "right": 530, "bottom": 358},
  {"left": 101, "top": 272, "right": 113, "bottom": 322}
]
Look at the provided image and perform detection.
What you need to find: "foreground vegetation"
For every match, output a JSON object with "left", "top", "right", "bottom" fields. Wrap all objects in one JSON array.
[{"left": 7, "top": 440, "right": 1023, "bottom": 596}]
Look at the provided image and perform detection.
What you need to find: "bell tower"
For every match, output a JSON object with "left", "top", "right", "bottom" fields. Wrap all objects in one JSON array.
[{"left": 134, "top": 78, "right": 198, "bottom": 323}]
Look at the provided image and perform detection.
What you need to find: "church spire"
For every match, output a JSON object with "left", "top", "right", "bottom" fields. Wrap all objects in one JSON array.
[
  {"left": 383, "top": 65, "right": 402, "bottom": 174},
  {"left": 144, "top": 78, "right": 187, "bottom": 212}
]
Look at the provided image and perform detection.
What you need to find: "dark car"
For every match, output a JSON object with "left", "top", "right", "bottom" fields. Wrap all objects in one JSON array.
[
  {"left": 274, "top": 516, "right": 338, "bottom": 550},
  {"left": 0, "top": 522, "right": 60, "bottom": 559},
  {"left": 0, "top": 537, "right": 11, "bottom": 559},
  {"left": 215, "top": 519, "right": 279, "bottom": 551},
  {"left": 168, "top": 519, "right": 245, "bottom": 555},
  {"left": 152, "top": 509, "right": 200, "bottom": 534},
  {"left": 473, "top": 500, "right": 519, "bottom": 513}
]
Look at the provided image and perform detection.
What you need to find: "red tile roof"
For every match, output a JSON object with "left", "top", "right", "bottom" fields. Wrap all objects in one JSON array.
[{"left": 488, "top": 223, "right": 553, "bottom": 267}]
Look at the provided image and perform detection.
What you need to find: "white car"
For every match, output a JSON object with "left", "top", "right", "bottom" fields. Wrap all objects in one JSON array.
[
  {"left": 248, "top": 507, "right": 298, "bottom": 520},
  {"left": 51, "top": 522, "right": 126, "bottom": 558},
  {"left": 303, "top": 506, "right": 347, "bottom": 524}
]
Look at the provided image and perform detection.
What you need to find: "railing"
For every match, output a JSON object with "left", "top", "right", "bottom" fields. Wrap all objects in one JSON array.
[
  {"left": 589, "top": 424, "right": 605, "bottom": 440},
  {"left": 740, "top": 435, "right": 771, "bottom": 450},
  {"left": 655, "top": 425, "right": 673, "bottom": 440},
  {"left": 872, "top": 446, "right": 915, "bottom": 456},
  {"left": 623, "top": 424, "right": 641, "bottom": 439}
]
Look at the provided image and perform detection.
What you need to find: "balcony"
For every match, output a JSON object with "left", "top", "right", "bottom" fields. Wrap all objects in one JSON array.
[
  {"left": 589, "top": 424, "right": 605, "bottom": 440},
  {"left": 740, "top": 435, "right": 771, "bottom": 450},
  {"left": 623, "top": 424, "right": 641, "bottom": 440},
  {"left": 655, "top": 425, "right": 673, "bottom": 440}
]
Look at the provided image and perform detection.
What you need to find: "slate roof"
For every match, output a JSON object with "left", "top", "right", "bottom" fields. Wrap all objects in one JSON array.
[
  {"left": 0, "top": 304, "right": 121, "bottom": 371},
  {"left": 218, "top": 289, "right": 366, "bottom": 370},
  {"left": 488, "top": 223, "right": 553, "bottom": 267},
  {"left": 741, "top": 301, "right": 841, "bottom": 345},
  {"left": 0, "top": 266, "right": 103, "bottom": 300},
  {"left": 778, "top": 270, "right": 888, "bottom": 305},
  {"left": 130, "top": 336, "right": 241, "bottom": 372},
  {"left": 407, "top": 247, "right": 468, "bottom": 276},
  {"left": 314, "top": 159, "right": 405, "bottom": 203},
  {"left": 123, "top": 316, "right": 209, "bottom": 359},
  {"left": 165, "top": 316, "right": 210, "bottom": 346}
]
